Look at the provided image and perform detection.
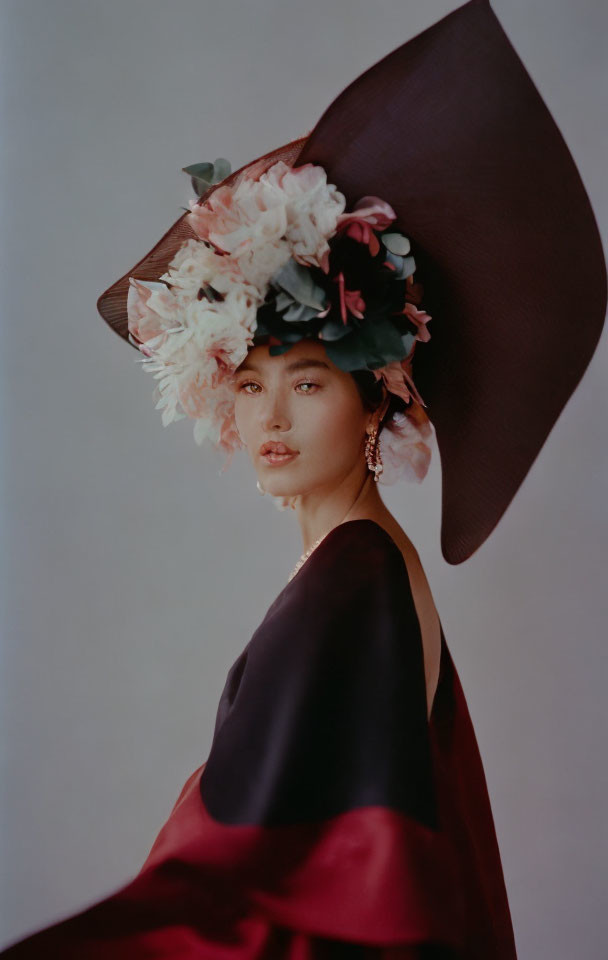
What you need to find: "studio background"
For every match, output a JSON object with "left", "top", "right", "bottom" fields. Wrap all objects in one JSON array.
[{"left": 1, "top": 1, "right": 606, "bottom": 956}]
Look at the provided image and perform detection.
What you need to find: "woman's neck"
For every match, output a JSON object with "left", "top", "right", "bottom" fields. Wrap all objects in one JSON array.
[{"left": 294, "top": 469, "right": 390, "bottom": 553}]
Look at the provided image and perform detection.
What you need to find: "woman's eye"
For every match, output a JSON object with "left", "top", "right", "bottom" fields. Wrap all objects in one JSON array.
[
  {"left": 238, "top": 380, "right": 319, "bottom": 394},
  {"left": 295, "top": 380, "right": 319, "bottom": 393}
]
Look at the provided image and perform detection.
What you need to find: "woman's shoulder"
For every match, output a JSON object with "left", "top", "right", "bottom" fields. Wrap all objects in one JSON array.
[
  {"left": 253, "top": 519, "right": 416, "bottom": 658},
  {"left": 260, "top": 518, "right": 415, "bottom": 628}
]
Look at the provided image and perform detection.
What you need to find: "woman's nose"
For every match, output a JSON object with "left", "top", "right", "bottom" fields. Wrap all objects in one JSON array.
[{"left": 260, "top": 390, "right": 291, "bottom": 433}]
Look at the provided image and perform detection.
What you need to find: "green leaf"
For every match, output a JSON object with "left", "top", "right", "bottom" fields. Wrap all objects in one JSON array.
[
  {"left": 381, "top": 232, "right": 411, "bottom": 256},
  {"left": 318, "top": 317, "right": 352, "bottom": 341},
  {"left": 282, "top": 301, "right": 326, "bottom": 323},
  {"left": 211, "top": 157, "right": 231, "bottom": 182},
  {"left": 270, "top": 258, "right": 327, "bottom": 310},
  {"left": 382, "top": 250, "right": 417, "bottom": 280},
  {"left": 358, "top": 319, "right": 408, "bottom": 365},
  {"left": 274, "top": 290, "right": 295, "bottom": 311},
  {"left": 323, "top": 332, "right": 376, "bottom": 372},
  {"left": 401, "top": 330, "right": 416, "bottom": 355},
  {"left": 181, "top": 158, "right": 231, "bottom": 198},
  {"left": 182, "top": 162, "right": 215, "bottom": 180}
]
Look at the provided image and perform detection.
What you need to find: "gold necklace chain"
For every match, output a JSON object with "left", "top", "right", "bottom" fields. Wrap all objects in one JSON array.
[{"left": 287, "top": 533, "right": 327, "bottom": 583}]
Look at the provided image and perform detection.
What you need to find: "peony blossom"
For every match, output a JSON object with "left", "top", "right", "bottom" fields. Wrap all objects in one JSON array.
[{"left": 127, "top": 279, "right": 183, "bottom": 354}]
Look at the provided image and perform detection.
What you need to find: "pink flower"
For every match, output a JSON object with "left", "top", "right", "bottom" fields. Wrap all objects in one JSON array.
[
  {"left": 372, "top": 346, "right": 426, "bottom": 408},
  {"left": 187, "top": 187, "right": 237, "bottom": 252},
  {"left": 177, "top": 373, "right": 210, "bottom": 420},
  {"left": 400, "top": 302, "right": 432, "bottom": 343},
  {"left": 217, "top": 402, "right": 241, "bottom": 462},
  {"left": 187, "top": 161, "right": 345, "bottom": 284},
  {"left": 333, "top": 271, "right": 366, "bottom": 324},
  {"left": 263, "top": 162, "right": 346, "bottom": 271},
  {"left": 127, "top": 279, "right": 181, "bottom": 354},
  {"left": 335, "top": 196, "right": 397, "bottom": 256}
]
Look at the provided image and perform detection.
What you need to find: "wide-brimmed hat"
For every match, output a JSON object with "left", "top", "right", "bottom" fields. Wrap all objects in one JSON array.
[{"left": 97, "top": 0, "right": 606, "bottom": 564}]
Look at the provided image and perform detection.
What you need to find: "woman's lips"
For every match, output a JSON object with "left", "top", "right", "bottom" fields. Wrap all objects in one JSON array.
[{"left": 262, "top": 451, "right": 299, "bottom": 466}]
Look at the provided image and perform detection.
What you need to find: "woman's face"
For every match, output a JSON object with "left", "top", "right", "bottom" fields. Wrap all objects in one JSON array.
[{"left": 231, "top": 339, "right": 379, "bottom": 499}]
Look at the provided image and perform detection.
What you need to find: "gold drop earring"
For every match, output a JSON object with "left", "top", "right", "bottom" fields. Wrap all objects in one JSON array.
[{"left": 365, "top": 423, "right": 384, "bottom": 482}]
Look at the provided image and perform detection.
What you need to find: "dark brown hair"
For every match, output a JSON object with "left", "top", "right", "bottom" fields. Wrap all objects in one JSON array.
[{"left": 349, "top": 369, "right": 408, "bottom": 435}]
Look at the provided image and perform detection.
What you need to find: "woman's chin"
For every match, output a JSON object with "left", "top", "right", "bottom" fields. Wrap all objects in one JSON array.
[{"left": 258, "top": 460, "right": 302, "bottom": 498}]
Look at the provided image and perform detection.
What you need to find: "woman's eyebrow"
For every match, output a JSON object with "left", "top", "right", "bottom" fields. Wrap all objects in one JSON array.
[{"left": 237, "top": 358, "right": 331, "bottom": 374}]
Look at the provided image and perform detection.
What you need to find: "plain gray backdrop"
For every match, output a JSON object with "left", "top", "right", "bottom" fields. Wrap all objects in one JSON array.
[{"left": 1, "top": 0, "right": 606, "bottom": 956}]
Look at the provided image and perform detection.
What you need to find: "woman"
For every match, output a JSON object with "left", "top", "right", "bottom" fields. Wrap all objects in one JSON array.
[
  {"left": 2, "top": 1, "right": 605, "bottom": 957},
  {"left": 0, "top": 334, "right": 517, "bottom": 958},
  {"left": 231, "top": 337, "right": 443, "bottom": 723}
]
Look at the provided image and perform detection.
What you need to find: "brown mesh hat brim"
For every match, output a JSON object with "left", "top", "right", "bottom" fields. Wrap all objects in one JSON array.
[
  {"left": 96, "top": 137, "right": 308, "bottom": 342},
  {"left": 96, "top": 0, "right": 607, "bottom": 565}
]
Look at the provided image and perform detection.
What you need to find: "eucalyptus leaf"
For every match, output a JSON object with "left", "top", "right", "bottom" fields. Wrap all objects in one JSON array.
[
  {"left": 383, "top": 250, "right": 417, "bottom": 280},
  {"left": 381, "top": 232, "right": 411, "bottom": 256},
  {"left": 182, "top": 162, "right": 215, "bottom": 180},
  {"left": 383, "top": 250, "right": 406, "bottom": 277},
  {"left": 182, "top": 158, "right": 231, "bottom": 198},
  {"left": 318, "top": 318, "right": 353, "bottom": 342},
  {"left": 189, "top": 177, "right": 213, "bottom": 198},
  {"left": 323, "top": 334, "right": 373, "bottom": 373},
  {"left": 270, "top": 258, "right": 327, "bottom": 310},
  {"left": 274, "top": 290, "right": 295, "bottom": 312},
  {"left": 401, "top": 330, "right": 416, "bottom": 354},
  {"left": 282, "top": 302, "right": 325, "bottom": 323},
  {"left": 359, "top": 319, "right": 407, "bottom": 365},
  {"left": 212, "top": 157, "right": 231, "bottom": 182}
]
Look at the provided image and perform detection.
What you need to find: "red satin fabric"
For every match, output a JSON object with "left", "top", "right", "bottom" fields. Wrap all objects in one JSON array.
[
  {"left": 0, "top": 521, "right": 517, "bottom": 958},
  {"left": 0, "top": 644, "right": 516, "bottom": 958}
]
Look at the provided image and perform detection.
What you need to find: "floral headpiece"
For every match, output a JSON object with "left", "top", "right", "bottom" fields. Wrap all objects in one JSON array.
[{"left": 126, "top": 158, "right": 435, "bottom": 485}]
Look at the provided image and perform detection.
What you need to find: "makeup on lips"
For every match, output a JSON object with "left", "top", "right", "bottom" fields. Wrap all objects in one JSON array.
[{"left": 259, "top": 441, "right": 299, "bottom": 466}]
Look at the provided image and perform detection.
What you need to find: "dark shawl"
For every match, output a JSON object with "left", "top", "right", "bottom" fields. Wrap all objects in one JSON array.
[{"left": 0, "top": 520, "right": 517, "bottom": 958}]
